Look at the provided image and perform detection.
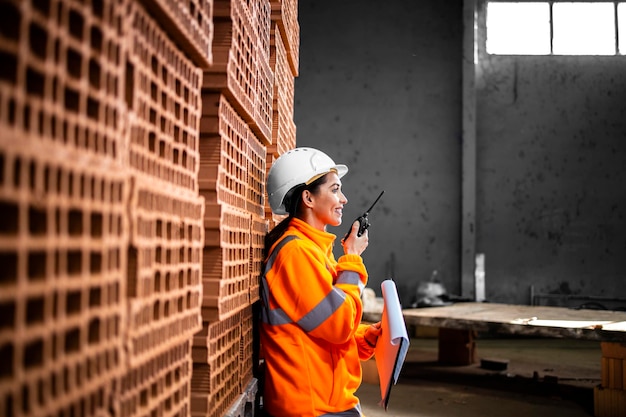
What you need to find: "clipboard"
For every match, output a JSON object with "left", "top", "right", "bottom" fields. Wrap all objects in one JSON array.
[{"left": 374, "top": 279, "right": 410, "bottom": 410}]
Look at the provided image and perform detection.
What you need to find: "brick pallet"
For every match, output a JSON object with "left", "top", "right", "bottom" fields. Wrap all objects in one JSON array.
[
  {"left": 0, "top": 0, "right": 128, "bottom": 163},
  {"left": 193, "top": 1, "right": 300, "bottom": 415},
  {"left": 191, "top": 312, "right": 242, "bottom": 417},
  {"left": 252, "top": 0, "right": 274, "bottom": 146},
  {"left": 1, "top": 0, "right": 300, "bottom": 416},
  {"left": 223, "top": 378, "right": 258, "bottom": 417},
  {"left": 138, "top": 0, "right": 214, "bottom": 69},
  {"left": 239, "top": 305, "right": 255, "bottom": 388},
  {"left": 199, "top": 94, "right": 250, "bottom": 212},
  {"left": 0, "top": 4, "right": 131, "bottom": 414},
  {"left": 127, "top": 2, "right": 203, "bottom": 194},
  {"left": 249, "top": 214, "right": 269, "bottom": 304},
  {"left": 0, "top": 137, "right": 129, "bottom": 417},
  {"left": 206, "top": 0, "right": 261, "bottom": 142},
  {"left": 202, "top": 202, "right": 251, "bottom": 322},
  {"left": 119, "top": 340, "right": 194, "bottom": 417},
  {"left": 123, "top": 3, "right": 206, "bottom": 417},
  {"left": 595, "top": 342, "right": 626, "bottom": 417},
  {"left": 268, "top": 20, "right": 297, "bottom": 157},
  {"left": 270, "top": 0, "right": 300, "bottom": 77},
  {"left": 126, "top": 177, "right": 205, "bottom": 362},
  {"left": 246, "top": 133, "right": 267, "bottom": 217}
]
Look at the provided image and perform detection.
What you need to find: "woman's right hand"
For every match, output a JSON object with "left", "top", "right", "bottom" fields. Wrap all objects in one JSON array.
[{"left": 341, "top": 220, "right": 369, "bottom": 256}]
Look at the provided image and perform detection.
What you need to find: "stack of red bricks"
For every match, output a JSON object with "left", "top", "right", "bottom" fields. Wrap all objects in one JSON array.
[
  {"left": 122, "top": 1, "right": 209, "bottom": 415},
  {"left": 0, "top": 1, "right": 130, "bottom": 416},
  {"left": 595, "top": 342, "right": 626, "bottom": 417},
  {"left": 193, "top": 0, "right": 299, "bottom": 416},
  {"left": 0, "top": 0, "right": 298, "bottom": 416}
]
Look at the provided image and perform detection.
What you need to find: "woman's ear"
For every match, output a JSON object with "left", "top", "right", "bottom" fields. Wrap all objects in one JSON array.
[{"left": 301, "top": 190, "right": 314, "bottom": 208}]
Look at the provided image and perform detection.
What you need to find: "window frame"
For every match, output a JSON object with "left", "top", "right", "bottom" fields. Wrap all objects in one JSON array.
[{"left": 485, "top": 1, "right": 625, "bottom": 56}]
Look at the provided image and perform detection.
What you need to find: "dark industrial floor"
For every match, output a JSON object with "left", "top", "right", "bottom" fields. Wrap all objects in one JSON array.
[{"left": 358, "top": 336, "right": 601, "bottom": 417}]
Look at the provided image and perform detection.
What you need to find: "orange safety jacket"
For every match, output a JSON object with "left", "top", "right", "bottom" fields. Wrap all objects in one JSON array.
[{"left": 259, "top": 218, "right": 376, "bottom": 417}]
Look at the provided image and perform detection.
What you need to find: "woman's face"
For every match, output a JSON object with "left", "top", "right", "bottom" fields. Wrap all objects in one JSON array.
[{"left": 305, "top": 172, "right": 348, "bottom": 230}]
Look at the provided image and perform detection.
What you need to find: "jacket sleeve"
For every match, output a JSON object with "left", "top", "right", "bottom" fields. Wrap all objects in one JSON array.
[
  {"left": 267, "top": 240, "right": 368, "bottom": 344},
  {"left": 355, "top": 323, "right": 376, "bottom": 360}
]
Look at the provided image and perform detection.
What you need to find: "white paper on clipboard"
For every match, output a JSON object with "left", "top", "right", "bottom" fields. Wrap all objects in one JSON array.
[{"left": 375, "top": 279, "right": 410, "bottom": 410}]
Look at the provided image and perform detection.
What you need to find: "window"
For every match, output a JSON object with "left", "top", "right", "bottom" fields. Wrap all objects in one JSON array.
[
  {"left": 486, "top": 3, "right": 551, "bottom": 55},
  {"left": 553, "top": 3, "right": 615, "bottom": 55},
  {"left": 486, "top": 2, "right": 625, "bottom": 55}
]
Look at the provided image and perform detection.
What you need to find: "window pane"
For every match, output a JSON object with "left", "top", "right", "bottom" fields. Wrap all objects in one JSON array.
[
  {"left": 553, "top": 3, "right": 616, "bottom": 55},
  {"left": 486, "top": 3, "right": 551, "bottom": 55},
  {"left": 619, "top": 3, "right": 626, "bottom": 54}
]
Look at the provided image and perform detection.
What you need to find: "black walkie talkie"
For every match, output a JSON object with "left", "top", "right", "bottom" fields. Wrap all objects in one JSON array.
[{"left": 344, "top": 190, "right": 385, "bottom": 239}]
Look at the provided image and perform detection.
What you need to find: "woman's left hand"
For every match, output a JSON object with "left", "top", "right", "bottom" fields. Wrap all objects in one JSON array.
[
  {"left": 364, "top": 321, "right": 382, "bottom": 348},
  {"left": 341, "top": 220, "right": 369, "bottom": 256}
]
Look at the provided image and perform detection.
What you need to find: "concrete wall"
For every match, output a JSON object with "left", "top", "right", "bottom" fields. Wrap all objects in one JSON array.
[
  {"left": 294, "top": 0, "right": 626, "bottom": 308},
  {"left": 477, "top": 56, "right": 626, "bottom": 306},
  {"left": 295, "top": 0, "right": 463, "bottom": 306},
  {"left": 474, "top": 1, "right": 626, "bottom": 307}
]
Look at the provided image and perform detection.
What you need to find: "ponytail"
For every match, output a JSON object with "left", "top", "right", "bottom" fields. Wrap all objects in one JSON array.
[{"left": 264, "top": 183, "right": 303, "bottom": 257}]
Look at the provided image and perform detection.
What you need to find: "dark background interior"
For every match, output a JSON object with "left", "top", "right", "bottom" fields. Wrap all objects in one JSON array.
[{"left": 294, "top": 0, "right": 626, "bottom": 309}]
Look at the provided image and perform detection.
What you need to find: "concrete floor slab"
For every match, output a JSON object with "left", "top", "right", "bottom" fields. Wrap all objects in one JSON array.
[
  {"left": 358, "top": 337, "right": 601, "bottom": 417},
  {"left": 358, "top": 380, "right": 591, "bottom": 417}
]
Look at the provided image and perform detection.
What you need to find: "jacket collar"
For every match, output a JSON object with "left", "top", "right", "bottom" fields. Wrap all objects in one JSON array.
[{"left": 289, "top": 217, "right": 336, "bottom": 253}]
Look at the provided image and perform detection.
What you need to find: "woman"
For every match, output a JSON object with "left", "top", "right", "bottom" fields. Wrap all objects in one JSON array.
[{"left": 259, "top": 147, "right": 382, "bottom": 417}]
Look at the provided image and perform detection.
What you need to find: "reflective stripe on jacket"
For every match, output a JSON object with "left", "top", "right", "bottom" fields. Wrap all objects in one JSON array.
[{"left": 260, "top": 218, "right": 375, "bottom": 417}]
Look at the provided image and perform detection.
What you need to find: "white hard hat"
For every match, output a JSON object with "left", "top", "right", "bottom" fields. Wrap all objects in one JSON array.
[{"left": 267, "top": 147, "right": 348, "bottom": 215}]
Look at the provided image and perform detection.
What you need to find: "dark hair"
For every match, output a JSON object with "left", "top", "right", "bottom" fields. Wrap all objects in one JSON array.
[{"left": 264, "top": 173, "right": 329, "bottom": 258}]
